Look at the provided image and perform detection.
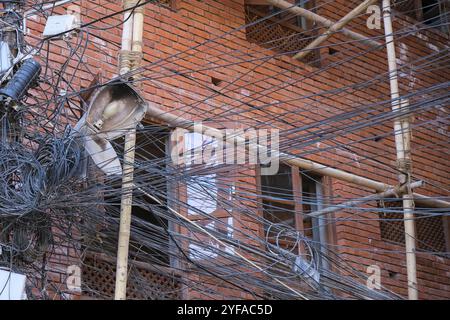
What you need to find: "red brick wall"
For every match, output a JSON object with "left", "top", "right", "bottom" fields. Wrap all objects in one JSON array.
[{"left": 24, "top": 0, "right": 449, "bottom": 299}]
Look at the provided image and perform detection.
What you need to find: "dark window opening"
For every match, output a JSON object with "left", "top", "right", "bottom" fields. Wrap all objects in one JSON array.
[
  {"left": 393, "top": 0, "right": 420, "bottom": 20},
  {"left": 261, "top": 164, "right": 326, "bottom": 256},
  {"left": 422, "top": 0, "right": 449, "bottom": 31},
  {"left": 301, "top": 174, "right": 321, "bottom": 244},
  {"left": 393, "top": 0, "right": 450, "bottom": 34},
  {"left": 261, "top": 164, "right": 295, "bottom": 228},
  {"left": 81, "top": 125, "right": 182, "bottom": 299},
  {"left": 106, "top": 125, "right": 171, "bottom": 266}
]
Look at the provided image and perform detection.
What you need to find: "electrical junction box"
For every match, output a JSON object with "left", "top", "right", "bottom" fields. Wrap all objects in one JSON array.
[
  {"left": 0, "top": 268, "right": 27, "bottom": 300},
  {"left": 43, "top": 15, "right": 78, "bottom": 37}
]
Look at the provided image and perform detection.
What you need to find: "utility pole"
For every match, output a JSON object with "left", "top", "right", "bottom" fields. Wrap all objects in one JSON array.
[
  {"left": 382, "top": 0, "right": 418, "bottom": 300},
  {"left": 114, "top": 0, "right": 145, "bottom": 300}
]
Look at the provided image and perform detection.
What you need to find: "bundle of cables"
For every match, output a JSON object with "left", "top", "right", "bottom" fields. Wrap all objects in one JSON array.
[{"left": 0, "top": 126, "right": 83, "bottom": 265}]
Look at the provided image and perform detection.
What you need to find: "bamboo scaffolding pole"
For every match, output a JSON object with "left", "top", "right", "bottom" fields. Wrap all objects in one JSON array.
[
  {"left": 118, "top": 1, "right": 134, "bottom": 76},
  {"left": 262, "top": 0, "right": 382, "bottom": 48},
  {"left": 114, "top": 131, "right": 136, "bottom": 300},
  {"left": 114, "top": 0, "right": 145, "bottom": 301},
  {"left": 293, "top": 0, "right": 377, "bottom": 60},
  {"left": 382, "top": 0, "right": 418, "bottom": 300},
  {"left": 146, "top": 104, "right": 450, "bottom": 209},
  {"left": 309, "top": 181, "right": 423, "bottom": 218},
  {"left": 114, "top": 1, "right": 134, "bottom": 300}
]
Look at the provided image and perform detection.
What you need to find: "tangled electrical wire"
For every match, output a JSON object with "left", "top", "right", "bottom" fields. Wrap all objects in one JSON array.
[
  {"left": 0, "top": 0, "right": 448, "bottom": 301},
  {"left": 0, "top": 127, "right": 82, "bottom": 265}
]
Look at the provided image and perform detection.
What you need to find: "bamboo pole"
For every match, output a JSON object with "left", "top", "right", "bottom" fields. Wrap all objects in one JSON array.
[
  {"left": 114, "top": 131, "right": 136, "bottom": 300},
  {"left": 118, "top": 0, "right": 134, "bottom": 76},
  {"left": 263, "top": 0, "right": 382, "bottom": 48},
  {"left": 131, "top": 4, "right": 144, "bottom": 54},
  {"left": 146, "top": 104, "right": 450, "bottom": 209},
  {"left": 382, "top": 0, "right": 418, "bottom": 300},
  {"left": 293, "top": 0, "right": 377, "bottom": 60},
  {"left": 114, "top": 0, "right": 135, "bottom": 301},
  {"left": 309, "top": 181, "right": 423, "bottom": 218},
  {"left": 114, "top": 0, "right": 145, "bottom": 301}
]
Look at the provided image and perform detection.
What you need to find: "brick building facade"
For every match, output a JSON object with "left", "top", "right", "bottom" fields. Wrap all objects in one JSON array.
[{"left": 21, "top": 0, "right": 449, "bottom": 299}]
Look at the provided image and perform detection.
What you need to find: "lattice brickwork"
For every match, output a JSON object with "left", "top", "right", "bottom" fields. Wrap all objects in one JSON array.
[
  {"left": 82, "top": 256, "right": 182, "bottom": 300},
  {"left": 245, "top": 9, "right": 320, "bottom": 66},
  {"left": 379, "top": 201, "right": 447, "bottom": 254}
]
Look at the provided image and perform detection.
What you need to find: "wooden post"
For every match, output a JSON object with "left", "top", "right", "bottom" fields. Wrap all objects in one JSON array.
[{"left": 382, "top": 0, "right": 418, "bottom": 300}]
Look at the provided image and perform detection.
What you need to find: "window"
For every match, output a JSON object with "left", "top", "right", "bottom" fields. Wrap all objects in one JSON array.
[
  {"left": 82, "top": 125, "right": 172, "bottom": 267},
  {"left": 81, "top": 124, "right": 183, "bottom": 299},
  {"left": 394, "top": 0, "right": 450, "bottom": 34},
  {"left": 186, "top": 172, "right": 236, "bottom": 261},
  {"left": 244, "top": 0, "right": 320, "bottom": 66},
  {"left": 260, "top": 164, "right": 329, "bottom": 268},
  {"left": 378, "top": 200, "right": 450, "bottom": 257},
  {"left": 107, "top": 125, "right": 172, "bottom": 265},
  {"left": 422, "top": 0, "right": 450, "bottom": 33},
  {"left": 181, "top": 132, "right": 236, "bottom": 261},
  {"left": 188, "top": 217, "right": 235, "bottom": 261}
]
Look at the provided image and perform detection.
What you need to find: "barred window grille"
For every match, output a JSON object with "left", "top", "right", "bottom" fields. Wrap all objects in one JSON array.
[
  {"left": 81, "top": 255, "right": 182, "bottom": 300},
  {"left": 244, "top": 2, "right": 320, "bottom": 67},
  {"left": 378, "top": 201, "right": 448, "bottom": 256}
]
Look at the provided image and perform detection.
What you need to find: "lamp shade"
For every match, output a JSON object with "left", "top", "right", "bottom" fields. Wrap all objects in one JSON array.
[{"left": 74, "top": 81, "right": 147, "bottom": 176}]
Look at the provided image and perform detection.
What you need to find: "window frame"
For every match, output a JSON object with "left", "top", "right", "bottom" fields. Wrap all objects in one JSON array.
[
  {"left": 257, "top": 164, "right": 335, "bottom": 268},
  {"left": 175, "top": 131, "right": 237, "bottom": 262},
  {"left": 86, "top": 122, "right": 177, "bottom": 266}
]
